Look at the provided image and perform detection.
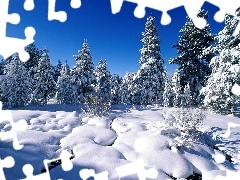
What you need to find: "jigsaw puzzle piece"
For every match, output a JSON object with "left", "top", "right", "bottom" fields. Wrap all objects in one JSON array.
[
  {"left": 24, "top": 0, "right": 35, "bottom": 11},
  {"left": 0, "top": 104, "right": 28, "bottom": 150},
  {"left": 79, "top": 169, "right": 108, "bottom": 180},
  {"left": 220, "top": 122, "right": 240, "bottom": 139},
  {"left": 182, "top": 0, "right": 207, "bottom": 29},
  {"left": 206, "top": 0, "right": 240, "bottom": 22},
  {"left": 21, "top": 150, "right": 73, "bottom": 180},
  {"left": 70, "top": 0, "right": 81, "bottom": 9},
  {"left": 48, "top": 0, "right": 67, "bottom": 22},
  {"left": 43, "top": 150, "right": 73, "bottom": 173},
  {"left": 110, "top": 0, "right": 204, "bottom": 27},
  {"left": 206, "top": 0, "right": 240, "bottom": 35},
  {"left": 0, "top": 0, "right": 20, "bottom": 38},
  {"left": 110, "top": 0, "right": 124, "bottom": 14},
  {"left": 0, "top": 156, "right": 15, "bottom": 180},
  {"left": 0, "top": 0, "right": 36, "bottom": 62},
  {"left": 116, "top": 159, "right": 158, "bottom": 180},
  {"left": 232, "top": 83, "right": 240, "bottom": 96},
  {"left": 21, "top": 164, "right": 50, "bottom": 180},
  {"left": 0, "top": 27, "right": 35, "bottom": 62}
]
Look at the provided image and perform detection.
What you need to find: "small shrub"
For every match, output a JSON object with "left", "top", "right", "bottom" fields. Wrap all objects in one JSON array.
[
  {"left": 82, "top": 93, "right": 111, "bottom": 117},
  {"left": 163, "top": 108, "right": 205, "bottom": 148}
]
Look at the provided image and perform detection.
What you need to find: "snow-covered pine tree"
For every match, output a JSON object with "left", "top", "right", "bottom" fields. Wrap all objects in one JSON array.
[
  {"left": 56, "top": 62, "right": 78, "bottom": 104},
  {"left": 83, "top": 59, "right": 111, "bottom": 116},
  {"left": 215, "top": 14, "right": 240, "bottom": 53},
  {"left": 137, "top": 15, "right": 166, "bottom": 105},
  {"left": 169, "top": 10, "right": 215, "bottom": 106},
  {"left": 163, "top": 75, "right": 173, "bottom": 107},
  {"left": 200, "top": 48, "right": 240, "bottom": 114},
  {"left": 110, "top": 74, "right": 122, "bottom": 105},
  {"left": 24, "top": 43, "right": 42, "bottom": 78},
  {"left": 1, "top": 55, "right": 32, "bottom": 108},
  {"left": 71, "top": 40, "right": 95, "bottom": 103},
  {"left": 30, "top": 48, "right": 56, "bottom": 105},
  {"left": 24, "top": 43, "right": 41, "bottom": 69},
  {"left": 93, "top": 59, "right": 112, "bottom": 103},
  {"left": 0, "top": 59, "right": 4, "bottom": 75},
  {"left": 120, "top": 72, "right": 136, "bottom": 105},
  {"left": 54, "top": 60, "right": 62, "bottom": 82},
  {"left": 181, "top": 83, "right": 192, "bottom": 107},
  {"left": 64, "top": 60, "right": 70, "bottom": 75},
  {"left": 172, "top": 70, "right": 182, "bottom": 108}
]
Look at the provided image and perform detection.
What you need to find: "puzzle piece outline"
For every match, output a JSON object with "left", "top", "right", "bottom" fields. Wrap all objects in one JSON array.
[
  {"left": 110, "top": 0, "right": 240, "bottom": 33},
  {"left": 0, "top": 0, "right": 36, "bottom": 62},
  {"left": 0, "top": 156, "right": 15, "bottom": 180},
  {"left": 0, "top": 102, "right": 28, "bottom": 150},
  {"left": 21, "top": 150, "right": 73, "bottom": 180}
]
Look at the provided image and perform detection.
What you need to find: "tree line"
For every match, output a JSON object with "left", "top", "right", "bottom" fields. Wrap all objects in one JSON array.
[{"left": 0, "top": 10, "right": 240, "bottom": 115}]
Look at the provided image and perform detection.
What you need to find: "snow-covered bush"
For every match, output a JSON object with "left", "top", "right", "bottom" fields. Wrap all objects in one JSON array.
[
  {"left": 163, "top": 108, "right": 205, "bottom": 148},
  {"left": 82, "top": 93, "right": 111, "bottom": 117}
]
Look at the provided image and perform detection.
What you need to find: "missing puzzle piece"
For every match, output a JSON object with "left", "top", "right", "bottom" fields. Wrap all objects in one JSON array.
[
  {"left": 116, "top": 159, "right": 158, "bottom": 180},
  {"left": 0, "top": 156, "right": 15, "bottom": 180},
  {"left": 0, "top": 102, "right": 28, "bottom": 150},
  {"left": 110, "top": 0, "right": 207, "bottom": 28},
  {"left": 21, "top": 150, "right": 73, "bottom": 180},
  {"left": 206, "top": 0, "right": 240, "bottom": 36},
  {"left": 0, "top": 0, "right": 36, "bottom": 62}
]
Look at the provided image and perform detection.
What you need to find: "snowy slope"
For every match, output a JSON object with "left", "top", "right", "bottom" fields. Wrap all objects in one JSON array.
[{"left": 0, "top": 104, "right": 240, "bottom": 179}]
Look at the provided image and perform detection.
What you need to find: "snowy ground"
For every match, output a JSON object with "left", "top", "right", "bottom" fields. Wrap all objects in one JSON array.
[{"left": 1, "top": 102, "right": 240, "bottom": 180}]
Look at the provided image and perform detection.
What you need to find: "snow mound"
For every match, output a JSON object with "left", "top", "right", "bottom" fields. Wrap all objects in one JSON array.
[{"left": 60, "top": 125, "right": 117, "bottom": 149}]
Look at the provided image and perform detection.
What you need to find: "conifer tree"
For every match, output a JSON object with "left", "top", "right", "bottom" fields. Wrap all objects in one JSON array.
[
  {"left": 71, "top": 40, "right": 95, "bottom": 103},
  {"left": 24, "top": 43, "right": 42, "bottom": 79},
  {"left": 137, "top": 15, "right": 166, "bottom": 105},
  {"left": 201, "top": 12, "right": 240, "bottom": 114},
  {"left": 56, "top": 62, "right": 78, "bottom": 104},
  {"left": 120, "top": 72, "right": 136, "bottom": 105},
  {"left": 172, "top": 70, "right": 182, "bottom": 107},
  {"left": 93, "top": 59, "right": 112, "bottom": 103},
  {"left": 215, "top": 14, "right": 240, "bottom": 53},
  {"left": 182, "top": 83, "right": 192, "bottom": 107},
  {"left": 0, "top": 59, "right": 4, "bottom": 75},
  {"left": 163, "top": 75, "right": 173, "bottom": 107},
  {"left": 31, "top": 48, "right": 56, "bottom": 105},
  {"left": 1, "top": 55, "right": 32, "bottom": 108},
  {"left": 201, "top": 48, "right": 240, "bottom": 114},
  {"left": 110, "top": 74, "right": 122, "bottom": 105},
  {"left": 64, "top": 60, "right": 70, "bottom": 75},
  {"left": 169, "top": 10, "right": 215, "bottom": 106},
  {"left": 54, "top": 60, "right": 62, "bottom": 82},
  {"left": 24, "top": 43, "right": 41, "bottom": 70}
]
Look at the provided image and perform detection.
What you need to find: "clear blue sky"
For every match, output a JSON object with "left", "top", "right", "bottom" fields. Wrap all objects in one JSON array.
[{"left": 7, "top": 0, "right": 225, "bottom": 77}]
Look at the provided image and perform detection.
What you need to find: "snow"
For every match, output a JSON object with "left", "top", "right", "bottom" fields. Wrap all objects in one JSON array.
[{"left": 1, "top": 103, "right": 240, "bottom": 179}]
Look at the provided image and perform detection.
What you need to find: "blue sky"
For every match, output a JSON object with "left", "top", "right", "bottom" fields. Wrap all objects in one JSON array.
[{"left": 7, "top": 0, "right": 225, "bottom": 77}]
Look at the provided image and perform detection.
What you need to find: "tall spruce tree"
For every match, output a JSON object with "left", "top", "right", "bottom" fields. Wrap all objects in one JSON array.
[
  {"left": 31, "top": 48, "right": 56, "bottom": 105},
  {"left": 201, "top": 48, "right": 240, "bottom": 114},
  {"left": 171, "top": 70, "right": 182, "bottom": 107},
  {"left": 169, "top": 10, "right": 215, "bottom": 106},
  {"left": 201, "top": 13, "right": 240, "bottom": 114},
  {"left": 163, "top": 75, "right": 173, "bottom": 107},
  {"left": 0, "top": 59, "right": 4, "bottom": 75},
  {"left": 93, "top": 59, "right": 112, "bottom": 103},
  {"left": 110, "top": 74, "right": 122, "bottom": 105},
  {"left": 120, "top": 72, "right": 136, "bottom": 105},
  {"left": 56, "top": 62, "right": 78, "bottom": 104},
  {"left": 71, "top": 40, "right": 95, "bottom": 103},
  {"left": 24, "top": 43, "right": 42, "bottom": 78},
  {"left": 137, "top": 15, "right": 166, "bottom": 105},
  {"left": 1, "top": 55, "right": 32, "bottom": 108},
  {"left": 54, "top": 60, "right": 62, "bottom": 82},
  {"left": 215, "top": 14, "right": 240, "bottom": 52}
]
